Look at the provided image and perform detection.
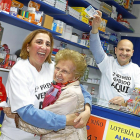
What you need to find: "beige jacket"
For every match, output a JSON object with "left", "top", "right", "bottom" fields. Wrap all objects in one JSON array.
[{"left": 16, "top": 81, "right": 87, "bottom": 140}]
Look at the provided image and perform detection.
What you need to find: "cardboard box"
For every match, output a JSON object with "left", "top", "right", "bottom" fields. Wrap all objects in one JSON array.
[
  {"left": 80, "top": 16, "right": 89, "bottom": 24},
  {"left": 42, "top": 14, "right": 53, "bottom": 30}
]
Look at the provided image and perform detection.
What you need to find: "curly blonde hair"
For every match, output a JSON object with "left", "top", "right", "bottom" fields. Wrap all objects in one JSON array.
[
  {"left": 55, "top": 49, "right": 87, "bottom": 80},
  {"left": 20, "top": 29, "right": 54, "bottom": 63}
]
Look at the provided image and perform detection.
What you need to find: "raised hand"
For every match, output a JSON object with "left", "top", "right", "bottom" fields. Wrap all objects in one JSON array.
[{"left": 91, "top": 10, "right": 102, "bottom": 34}]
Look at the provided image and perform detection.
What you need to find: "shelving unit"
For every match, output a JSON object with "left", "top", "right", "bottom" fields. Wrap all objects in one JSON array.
[
  {"left": 68, "top": 0, "right": 135, "bottom": 33},
  {"left": 0, "top": 68, "right": 10, "bottom": 72},
  {"left": 100, "top": 36, "right": 117, "bottom": 45},
  {"left": 0, "top": 12, "right": 61, "bottom": 35},
  {"left": 53, "top": 35, "right": 89, "bottom": 49},
  {"left": 105, "top": 16, "right": 134, "bottom": 32},
  {"left": 0, "top": 1, "right": 136, "bottom": 71},
  {"left": 102, "top": 0, "right": 137, "bottom": 19},
  {"left": 81, "top": 80, "right": 99, "bottom": 85},
  {"left": 88, "top": 65, "right": 99, "bottom": 70}
]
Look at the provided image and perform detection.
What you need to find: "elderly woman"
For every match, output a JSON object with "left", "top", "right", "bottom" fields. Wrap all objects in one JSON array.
[{"left": 15, "top": 49, "right": 88, "bottom": 140}]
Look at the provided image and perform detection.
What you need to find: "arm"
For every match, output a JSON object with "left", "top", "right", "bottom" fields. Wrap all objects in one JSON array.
[
  {"left": 15, "top": 112, "right": 78, "bottom": 135},
  {"left": 16, "top": 87, "right": 82, "bottom": 134},
  {"left": 74, "top": 85, "right": 91, "bottom": 128},
  {"left": 80, "top": 84, "right": 92, "bottom": 108},
  {"left": 89, "top": 10, "right": 106, "bottom": 64},
  {"left": 17, "top": 105, "right": 66, "bottom": 131}
]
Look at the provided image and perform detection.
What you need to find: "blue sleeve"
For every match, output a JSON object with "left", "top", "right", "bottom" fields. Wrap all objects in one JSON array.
[
  {"left": 17, "top": 104, "right": 66, "bottom": 131},
  {"left": 80, "top": 84, "right": 92, "bottom": 108},
  {"left": 89, "top": 32, "right": 106, "bottom": 64}
]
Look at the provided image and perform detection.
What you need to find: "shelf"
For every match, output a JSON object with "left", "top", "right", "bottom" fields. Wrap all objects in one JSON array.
[
  {"left": 52, "top": 51, "right": 57, "bottom": 55},
  {"left": 81, "top": 80, "right": 99, "bottom": 85},
  {"left": 18, "top": 0, "right": 93, "bottom": 32},
  {"left": 68, "top": 0, "right": 108, "bottom": 17},
  {"left": 16, "top": 0, "right": 134, "bottom": 33},
  {"left": 52, "top": 14, "right": 92, "bottom": 32},
  {"left": 100, "top": 36, "right": 117, "bottom": 45},
  {"left": 53, "top": 35, "right": 89, "bottom": 49},
  {"left": 18, "top": 0, "right": 66, "bottom": 15},
  {"left": 105, "top": 17, "right": 134, "bottom": 32},
  {"left": 67, "top": 0, "right": 134, "bottom": 33},
  {"left": 102, "top": 0, "right": 137, "bottom": 19},
  {"left": 0, "top": 68, "right": 10, "bottom": 72},
  {"left": 88, "top": 65, "right": 99, "bottom": 69},
  {"left": 133, "top": 1, "right": 140, "bottom": 4},
  {"left": 0, "top": 12, "right": 61, "bottom": 35}
]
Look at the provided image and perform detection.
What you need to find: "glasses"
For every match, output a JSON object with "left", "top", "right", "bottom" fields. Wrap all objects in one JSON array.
[{"left": 55, "top": 67, "right": 71, "bottom": 75}]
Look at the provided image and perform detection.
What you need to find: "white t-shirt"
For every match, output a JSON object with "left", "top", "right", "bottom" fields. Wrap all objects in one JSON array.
[
  {"left": 1, "top": 59, "right": 54, "bottom": 140},
  {"left": 98, "top": 54, "right": 140, "bottom": 102}
]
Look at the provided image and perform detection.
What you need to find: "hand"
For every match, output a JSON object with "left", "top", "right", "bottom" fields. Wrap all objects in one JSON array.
[
  {"left": 109, "top": 96, "right": 125, "bottom": 105},
  {"left": 3, "top": 107, "right": 15, "bottom": 119},
  {"left": 66, "top": 113, "right": 79, "bottom": 126},
  {"left": 91, "top": 10, "right": 102, "bottom": 34},
  {"left": 74, "top": 104, "right": 91, "bottom": 128}
]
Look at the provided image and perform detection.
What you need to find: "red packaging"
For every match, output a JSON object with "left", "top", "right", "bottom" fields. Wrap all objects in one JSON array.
[
  {"left": 3, "top": 53, "right": 10, "bottom": 68},
  {"left": 82, "top": 33, "right": 90, "bottom": 40},
  {"left": 0, "top": 77, "right": 7, "bottom": 110},
  {"left": 0, "top": 0, "right": 4, "bottom": 11},
  {"left": 2, "top": 0, "right": 12, "bottom": 13}
]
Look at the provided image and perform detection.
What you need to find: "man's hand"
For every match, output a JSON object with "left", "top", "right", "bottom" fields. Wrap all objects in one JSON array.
[
  {"left": 3, "top": 107, "right": 15, "bottom": 119},
  {"left": 91, "top": 10, "right": 102, "bottom": 34},
  {"left": 66, "top": 113, "right": 79, "bottom": 126},
  {"left": 73, "top": 104, "right": 91, "bottom": 128},
  {"left": 109, "top": 96, "right": 125, "bottom": 105}
]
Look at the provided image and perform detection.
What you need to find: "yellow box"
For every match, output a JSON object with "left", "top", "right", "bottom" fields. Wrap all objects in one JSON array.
[
  {"left": 56, "top": 26, "right": 63, "bottom": 34},
  {"left": 42, "top": 14, "right": 53, "bottom": 30},
  {"left": 72, "top": 7, "right": 85, "bottom": 12},
  {"left": 80, "top": 11, "right": 89, "bottom": 18},
  {"left": 98, "top": 18, "right": 108, "bottom": 32},
  {"left": 80, "top": 16, "right": 89, "bottom": 24}
]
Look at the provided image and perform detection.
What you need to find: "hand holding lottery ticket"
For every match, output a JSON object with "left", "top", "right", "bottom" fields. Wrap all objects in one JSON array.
[
  {"left": 85, "top": 7, "right": 102, "bottom": 34},
  {"left": 84, "top": 5, "right": 98, "bottom": 18}
]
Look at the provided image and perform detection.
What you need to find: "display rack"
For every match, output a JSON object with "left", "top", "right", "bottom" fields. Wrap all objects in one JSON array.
[
  {"left": 0, "top": 12, "right": 61, "bottom": 35},
  {"left": 100, "top": 36, "right": 117, "bottom": 45},
  {"left": 18, "top": 0, "right": 134, "bottom": 33},
  {"left": 0, "top": 68, "right": 10, "bottom": 72},
  {"left": 68, "top": 0, "right": 135, "bottom": 32},
  {"left": 68, "top": 0, "right": 137, "bottom": 19},
  {"left": 81, "top": 80, "right": 99, "bottom": 85},
  {"left": 88, "top": 65, "right": 99, "bottom": 69},
  {"left": 53, "top": 35, "right": 89, "bottom": 49},
  {"left": 102, "top": 0, "right": 137, "bottom": 19}
]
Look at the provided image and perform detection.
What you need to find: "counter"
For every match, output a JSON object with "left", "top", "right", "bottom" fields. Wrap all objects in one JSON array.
[{"left": 87, "top": 99, "right": 140, "bottom": 140}]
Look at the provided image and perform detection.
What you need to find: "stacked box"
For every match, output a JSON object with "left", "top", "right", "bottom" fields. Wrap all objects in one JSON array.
[
  {"left": 68, "top": 6, "right": 80, "bottom": 20},
  {"left": 72, "top": 7, "right": 89, "bottom": 24}
]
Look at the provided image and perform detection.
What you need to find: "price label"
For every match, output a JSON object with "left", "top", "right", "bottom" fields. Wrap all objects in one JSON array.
[{"left": 87, "top": 115, "right": 106, "bottom": 140}]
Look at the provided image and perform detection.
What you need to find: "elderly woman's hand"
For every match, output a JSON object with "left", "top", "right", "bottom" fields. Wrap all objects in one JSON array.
[
  {"left": 3, "top": 107, "right": 15, "bottom": 119},
  {"left": 66, "top": 113, "right": 79, "bottom": 126},
  {"left": 73, "top": 104, "right": 91, "bottom": 128}
]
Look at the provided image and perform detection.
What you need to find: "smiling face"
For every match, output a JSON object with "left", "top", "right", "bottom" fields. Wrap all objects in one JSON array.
[
  {"left": 53, "top": 60, "right": 76, "bottom": 84},
  {"left": 115, "top": 39, "right": 134, "bottom": 66},
  {"left": 27, "top": 33, "right": 51, "bottom": 71}
]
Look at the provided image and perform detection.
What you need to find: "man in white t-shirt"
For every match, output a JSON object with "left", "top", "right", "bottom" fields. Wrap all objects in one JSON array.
[{"left": 89, "top": 10, "right": 140, "bottom": 105}]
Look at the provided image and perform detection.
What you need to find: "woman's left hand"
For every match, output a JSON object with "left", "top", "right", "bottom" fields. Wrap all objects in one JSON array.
[{"left": 74, "top": 104, "right": 91, "bottom": 128}]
